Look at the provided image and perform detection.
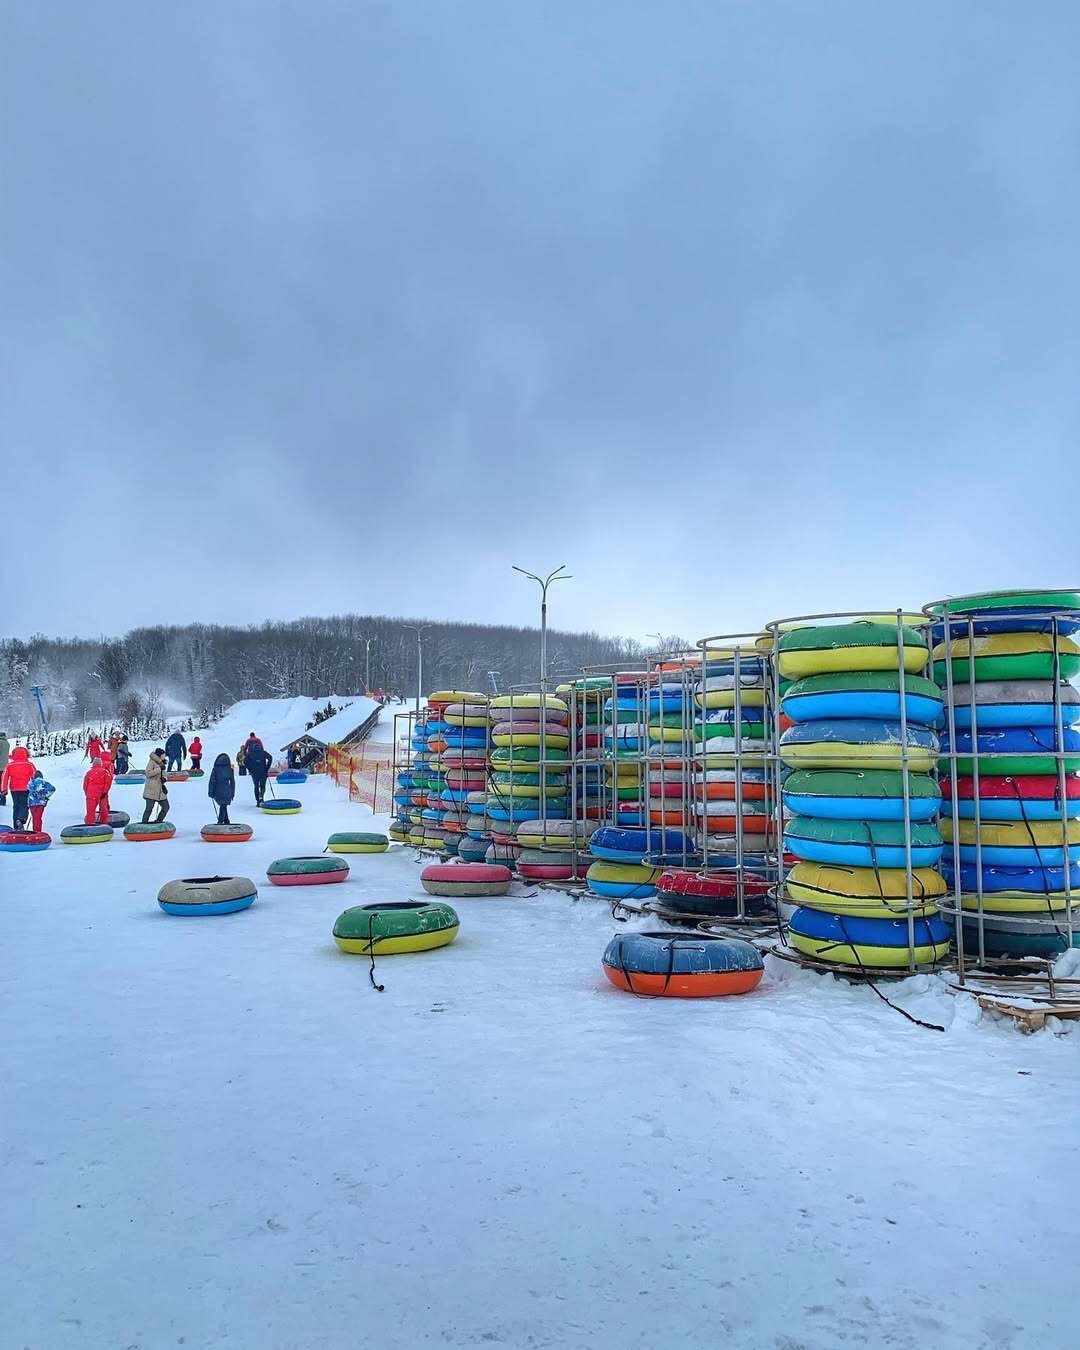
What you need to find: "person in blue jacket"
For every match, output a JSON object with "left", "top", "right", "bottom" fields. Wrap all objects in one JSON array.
[
  {"left": 165, "top": 730, "right": 187, "bottom": 773},
  {"left": 207, "top": 752, "right": 235, "bottom": 824},
  {"left": 243, "top": 734, "right": 272, "bottom": 805}
]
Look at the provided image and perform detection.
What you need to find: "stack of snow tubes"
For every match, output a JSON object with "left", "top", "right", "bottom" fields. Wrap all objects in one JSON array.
[
  {"left": 515, "top": 816, "right": 594, "bottom": 881},
  {"left": 585, "top": 825, "right": 697, "bottom": 901},
  {"left": 693, "top": 647, "right": 775, "bottom": 868},
  {"left": 434, "top": 691, "right": 491, "bottom": 857},
  {"left": 488, "top": 694, "right": 570, "bottom": 829},
  {"left": 398, "top": 714, "right": 433, "bottom": 845},
  {"left": 928, "top": 589, "right": 1080, "bottom": 957},
  {"left": 421, "top": 695, "right": 455, "bottom": 852},
  {"left": 779, "top": 618, "right": 950, "bottom": 970},
  {"left": 603, "top": 677, "right": 648, "bottom": 826},
  {"left": 557, "top": 676, "right": 610, "bottom": 823},
  {"left": 645, "top": 673, "right": 696, "bottom": 838}
]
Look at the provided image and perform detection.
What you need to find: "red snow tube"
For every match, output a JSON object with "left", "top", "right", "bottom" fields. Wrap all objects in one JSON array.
[
  {"left": 165, "top": 772, "right": 189, "bottom": 783},
  {"left": 657, "top": 870, "right": 772, "bottom": 901},
  {"left": 650, "top": 809, "right": 691, "bottom": 826},
  {"left": 649, "top": 782, "right": 688, "bottom": 799},
  {"left": 696, "top": 780, "right": 770, "bottom": 801},
  {"left": 942, "top": 774, "right": 1080, "bottom": 800},
  {"left": 0, "top": 829, "right": 51, "bottom": 850},
  {"left": 517, "top": 861, "right": 590, "bottom": 880},
  {"left": 421, "top": 862, "right": 513, "bottom": 896}
]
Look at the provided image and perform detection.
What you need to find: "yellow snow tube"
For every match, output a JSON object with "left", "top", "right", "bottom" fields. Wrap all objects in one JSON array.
[
  {"left": 428, "top": 690, "right": 487, "bottom": 705},
  {"left": 695, "top": 688, "right": 768, "bottom": 710},
  {"left": 955, "top": 890, "right": 1074, "bottom": 914},
  {"left": 780, "top": 646, "right": 927, "bottom": 679},
  {"left": 780, "top": 740, "right": 937, "bottom": 772},
  {"left": 490, "top": 694, "right": 569, "bottom": 714},
  {"left": 586, "top": 859, "right": 662, "bottom": 885},
  {"left": 785, "top": 861, "right": 946, "bottom": 918},
  {"left": 334, "top": 926, "right": 460, "bottom": 955},
  {"left": 941, "top": 819, "right": 1080, "bottom": 848},
  {"left": 789, "top": 931, "right": 951, "bottom": 969}
]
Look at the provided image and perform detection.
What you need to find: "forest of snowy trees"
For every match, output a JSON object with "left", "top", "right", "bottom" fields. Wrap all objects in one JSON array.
[{"left": 0, "top": 614, "right": 680, "bottom": 736}]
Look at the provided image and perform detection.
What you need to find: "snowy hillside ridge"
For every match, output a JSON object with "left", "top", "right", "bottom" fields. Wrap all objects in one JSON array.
[{"left": 198, "top": 696, "right": 378, "bottom": 757}]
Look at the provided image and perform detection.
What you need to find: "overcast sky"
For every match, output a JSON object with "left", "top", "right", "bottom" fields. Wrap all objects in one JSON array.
[{"left": 3, "top": 1, "right": 1078, "bottom": 645}]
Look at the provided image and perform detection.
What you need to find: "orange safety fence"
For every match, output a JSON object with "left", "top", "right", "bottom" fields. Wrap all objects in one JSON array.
[{"left": 325, "top": 742, "right": 395, "bottom": 814}]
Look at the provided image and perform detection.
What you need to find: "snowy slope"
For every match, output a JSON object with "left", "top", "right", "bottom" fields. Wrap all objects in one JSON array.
[
  {"left": 2, "top": 756, "right": 1078, "bottom": 1349},
  {"left": 210, "top": 695, "right": 367, "bottom": 757}
]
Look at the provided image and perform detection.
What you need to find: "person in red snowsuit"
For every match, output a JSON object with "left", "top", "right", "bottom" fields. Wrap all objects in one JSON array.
[
  {"left": 189, "top": 735, "right": 203, "bottom": 771},
  {"left": 2, "top": 746, "right": 37, "bottom": 830},
  {"left": 83, "top": 756, "right": 114, "bottom": 825}
]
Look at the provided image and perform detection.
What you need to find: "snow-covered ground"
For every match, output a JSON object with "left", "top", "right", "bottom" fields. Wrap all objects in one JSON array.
[{"left": 3, "top": 730, "right": 1078, "bottom": 1349}]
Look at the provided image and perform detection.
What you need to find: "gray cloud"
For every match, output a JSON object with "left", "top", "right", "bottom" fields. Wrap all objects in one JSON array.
[{"left": 3, "top": 0, "right": 1079, "bottom": 645}]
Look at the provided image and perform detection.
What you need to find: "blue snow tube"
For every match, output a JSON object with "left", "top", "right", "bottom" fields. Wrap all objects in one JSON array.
[
  {"left": 942, "top": 860, "right": 1080, "bottom": 893},
  {"left": 589, "top": 826, "right": 694, "bottom": 864},
  {"left": 277, "top": 770, "right": 307, "bottom": 784}
]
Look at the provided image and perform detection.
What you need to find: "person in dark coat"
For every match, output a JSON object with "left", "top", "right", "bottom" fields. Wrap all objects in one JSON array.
[
  {"left": 207, "top": 752, "right": 235, "bottom": 824},
  {"left": 243, "top": 735, "right": 272, "bottom": 806},
  {"left": 114, "top": 735, "right": 132, "bottom": 774},
  {"left": 165, "top": 730, "right": 187, "bottom": 773}
]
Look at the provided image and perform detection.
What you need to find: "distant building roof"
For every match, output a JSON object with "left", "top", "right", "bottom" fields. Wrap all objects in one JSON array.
[{"left": 280, "top": 697, "right": 381, "bottom": 751}]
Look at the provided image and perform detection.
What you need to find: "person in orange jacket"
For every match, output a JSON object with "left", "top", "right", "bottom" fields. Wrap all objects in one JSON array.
[
  {"left": 83, "top": 755, "right": 114, "bottom": 826},
  {"left": 189, "top": 735, "right": 203, "bottom": 772},
  {"left": 2, "top": 745, "right": 38, "bottom": 830},
  {"left": 107, "top": 730, "right": 122, "bottom": 758}
]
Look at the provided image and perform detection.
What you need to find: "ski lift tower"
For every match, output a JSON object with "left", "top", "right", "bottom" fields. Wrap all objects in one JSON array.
[{"left": 30, "top": 685, "right": 49, "bottom": 734}]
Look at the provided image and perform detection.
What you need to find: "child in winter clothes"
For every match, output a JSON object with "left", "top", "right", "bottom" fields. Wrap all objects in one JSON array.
[
  {"left": 27, "top": 770, "right": 55, "bottom": 832},
  {"left": 2, "top": 746, "right": 36, "bottom": 830},
  {"left": 208, "top": 752, "right": 235, "bottom": 824},
  {"left": 83, "top": 755, "right": 114, "bottom": 825},
  {"left": 189, "top": 736, "right": 203, "bottom": 771}
]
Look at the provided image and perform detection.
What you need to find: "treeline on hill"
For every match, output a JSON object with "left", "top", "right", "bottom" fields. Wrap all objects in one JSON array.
[{"left": 0, "top": 614, "right": 673, "bottom": 736}]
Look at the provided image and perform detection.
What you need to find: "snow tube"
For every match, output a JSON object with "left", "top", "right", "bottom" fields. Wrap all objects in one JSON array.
[
  {"left": 940, "top": 773, "right": 1080, "bottom": 821},
  {"left": 787, "top": 907, "right": 950, "bottom": 968},
  {"left": 420, "top": 862, "right": 512, "bottom": 896},
  {"left": 589, "top": 826, "right": 695, "bottom": 865},
  {"left": 201, "top": 822, "right": 254, "bottom": 842},
  {"left": 114, "top": 774, "right": 144, "bottom": 785},
  {"left": 60, "top": 824, "right": 113, "bottom": 844},
  {"left": 942, "top": 860, "right": 1080, "bottom": 908},
  {"left": 942, "top": 725, "right": 1080, "bottom": 775},
  {"left": 516, "top": 848, "right": 589, "bottom": 880},
  {"left": 277, "top": 770, "right": 308, "bottom": 785},
  {"left": 784, "top": 817, "right": 944, "bottom": 869},
  {"left": 267, "top": 855, "right": 349, "bottom": 885},
  {"left": 602, "top": 932, "right": 764, "bottom": 997},
  {"left": 490, "top": 694, "right": 568, "bottom": 715},
  {"left": 945, "top": 910, "right": 1080, "bottom": 958},
  {"left": 655, "top": 869, "right": 771, "bottom": 917},
  {"left": 782, "top": 769, "right": 941, "bottom": 822},
  {"left": 334, "top": 900, "right": 460, "bottom": 954},
  {"left": 108, "top": 810, "right": 130, "bottom": 830},
  {"left": 940, "top": 817, "right": 1080, "bottom": 868},
  {"left": 782, "top": 672, "right": 943, "bottom": 726},
  {"left": 948, "top": 681, "right": 1080, "bottom": 730},
  {"left": 780, "top": 720, "right": 939, "bottom": 772},
  {"left": 926, "top": 590, "right": 1080, "bottom": 637},
  {"left": 326, "top": 831, "right": 389, "bottom": 854},
  {"left": 515, "top": 819, "right": 596, "bottom": 849},
  {"left": 932, "top": 633, "right": 1080, "bottom": 684},
  {"left": 491, "top": 728, "right": 570, "bottom": 749},
  {"left": 428, "top": 689, "right": 487, "bottom": 705},
  {"left": 187, "top": 770, "right": 204, "bottom": 779},
  {"left": 778, "top": 622, "right": 928, "bottom": 680},
  {"left": 157, "top": 875, "right": 258, "bottom": 917},
  {"left": 585, "top": 859, "right": 662, "bottom": 899},
  {"left": 259, "top": 798, "right": 303, "bottom": 815},
  {"left": 785, "top": 860, "right": 946, "bottom": 918},
  {"left": 0, "top": 829, "right": 50, "bottom": 851},
  {"left": 124, "top": 821, "right": 176, "bottom": 841},
  {"left": 164, "top": 772, "right": 189, "bottom": 782}
]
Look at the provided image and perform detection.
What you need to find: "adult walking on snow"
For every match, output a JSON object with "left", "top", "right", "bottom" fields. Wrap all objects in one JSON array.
[
  {"left": 243, "top": 733, "right": 272, "bottom": 806},
  {"left": 165, "top": 729, "right": 186, "bottom": 774},
  {"left": 83, "top": 755, "right": 114, "bottom": 826},
  {"left": 141, "top": 749, "right": 170, "bottom": 824},
  {"left": 2, "top": 745, "right": 37, "bottom": 831},
  {"left": 114, "top": 735, "right": 132, "bottom": 775},
  {"left": 207, "top": 752, "right": 235, "bottom": 825},
  {"left": 0, "top": 730, "right": 9, "bottom": 806}
]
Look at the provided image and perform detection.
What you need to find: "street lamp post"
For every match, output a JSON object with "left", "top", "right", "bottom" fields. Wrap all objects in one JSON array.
[
  {"left": 405, "top": 624, "right": 430, "bottom": 714},
  {"left": 512, "top": 563, "right": 572, "bottom": 690},
  {"left": 359, "top": 636, "right": 377, "bottom": 693}
]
